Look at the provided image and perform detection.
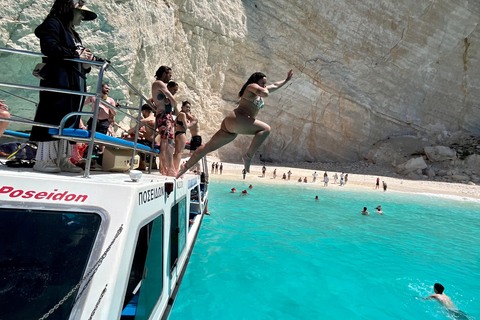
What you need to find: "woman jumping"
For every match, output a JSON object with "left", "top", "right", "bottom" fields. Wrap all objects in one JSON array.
[{"left": 176, "top": 69, "right": 293, "bottom": 178}]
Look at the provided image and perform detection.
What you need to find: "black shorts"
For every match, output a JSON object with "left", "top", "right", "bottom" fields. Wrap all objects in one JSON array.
[
  {"left": 87, "top": 118, "right": 110, "bottom": 135},
  {"left": 190, "top": 135, "right": 202, "bottom": 151}
]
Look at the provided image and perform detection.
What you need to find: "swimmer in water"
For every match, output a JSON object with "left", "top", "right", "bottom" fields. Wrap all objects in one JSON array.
[
  {"left": 231, "top": 188, "right": 237, "bottom": 193},
  {"left": 375, "top": 205, "right": 383, "bottom": 215},
  {"left": 423, "top": 283, "right": 470, "bottom": 320},
  {"left": 361, "top": 207, "right": 369, "bottom": 215}
]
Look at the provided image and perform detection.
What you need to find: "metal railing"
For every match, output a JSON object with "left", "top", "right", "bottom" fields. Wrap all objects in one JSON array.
[{"left": 0, "top": 47, "right": 158, "bottom": 177}]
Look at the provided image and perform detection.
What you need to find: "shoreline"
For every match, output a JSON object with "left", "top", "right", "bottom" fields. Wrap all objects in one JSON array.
[{"left": 202, "top": 157, "right": 480, "bottom": 203}]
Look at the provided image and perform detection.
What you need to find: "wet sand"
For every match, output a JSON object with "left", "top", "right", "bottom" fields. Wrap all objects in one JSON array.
[{"left": 202, "top": 157, "right": 480, "bottom": 202}]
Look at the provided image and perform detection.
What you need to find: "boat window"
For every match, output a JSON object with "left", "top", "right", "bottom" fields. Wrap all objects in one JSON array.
[
  {"left": 121, "top": 215, "right": 163, "bottom": 320},
  {"left": 170, "top": 198, "right": 186, "bottom": 273},
  {"left": 0, "top": 209, "right": 101, "bottom": 320}
]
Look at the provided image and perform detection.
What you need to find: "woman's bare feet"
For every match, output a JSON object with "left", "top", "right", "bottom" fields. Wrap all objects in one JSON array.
[
  {"left": 176, "top": 163, "right": 186, "bottom": 179},
  {"left": 242, "top": 153, "right": 252, "bottom": 173},
  {"left": 166, "top": 168, "right": 177, "bottom": 177}
]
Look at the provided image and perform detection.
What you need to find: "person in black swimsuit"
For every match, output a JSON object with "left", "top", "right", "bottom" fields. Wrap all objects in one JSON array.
[
  {"left": 176, "top": 69, "right": 293, "bottom": 178},
  {"left": 173, "top": 101, "right": 191, "bottom": 172}
]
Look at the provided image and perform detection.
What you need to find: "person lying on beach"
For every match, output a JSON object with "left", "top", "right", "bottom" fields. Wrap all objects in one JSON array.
[
  {"left": 423, "top": 283, "right": 470, "bottom": 320},
  {"left": 176, "top": 70, "right": 293, "bottom": 178},
  {"left": 361, "top": 207, "right": 369, "bottom": 215}
]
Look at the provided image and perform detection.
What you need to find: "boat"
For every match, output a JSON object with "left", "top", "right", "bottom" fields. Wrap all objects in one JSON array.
[{"left": 0, "top": 47, "right": 209, "bottom": 319}]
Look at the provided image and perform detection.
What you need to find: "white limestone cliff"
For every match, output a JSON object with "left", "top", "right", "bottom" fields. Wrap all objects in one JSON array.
[{"left": 1, "top": 0, "right": 479, "bottom": 164}]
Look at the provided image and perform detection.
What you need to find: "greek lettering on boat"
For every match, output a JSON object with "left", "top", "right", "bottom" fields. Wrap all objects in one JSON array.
[{"left": 138, "top": 186, "right": 164, "bottom": 205}]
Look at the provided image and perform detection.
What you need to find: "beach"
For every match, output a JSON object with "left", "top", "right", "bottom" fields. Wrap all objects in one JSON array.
[{"left": 203, "top": 157, "right": 480, "bottom": 202}]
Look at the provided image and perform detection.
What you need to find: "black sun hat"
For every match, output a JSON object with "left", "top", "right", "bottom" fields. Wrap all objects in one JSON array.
[{"left": 74, "top": 1, "right": 97, "bottom": 21}]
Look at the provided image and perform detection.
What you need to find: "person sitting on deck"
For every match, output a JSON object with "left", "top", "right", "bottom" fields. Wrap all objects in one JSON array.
[
  {"left": 83, "top": 83, "right": 117, "bottom": 155},
  {"left": 123, "top": 104, "right": 156, "bottom": 170},
  {"left": 0, "top": 100, "right": 10, "bottom": 138}
]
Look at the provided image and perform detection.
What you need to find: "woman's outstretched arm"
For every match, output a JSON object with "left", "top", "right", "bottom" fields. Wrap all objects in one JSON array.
[{"left": 266, "top": 69, "right": 293, "bottom": 93}]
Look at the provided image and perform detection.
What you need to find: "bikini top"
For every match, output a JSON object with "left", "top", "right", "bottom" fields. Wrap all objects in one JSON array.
[{"left": 253, "top": 97, "right": 264, "bottom": 109}]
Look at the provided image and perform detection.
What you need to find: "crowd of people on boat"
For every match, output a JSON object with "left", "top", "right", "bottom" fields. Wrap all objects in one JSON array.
[{"left": 0, "top": 0, "right": 293, "bottom": 178}]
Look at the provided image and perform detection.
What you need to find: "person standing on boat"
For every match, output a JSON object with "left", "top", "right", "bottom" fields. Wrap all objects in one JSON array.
[
  {"left": 31, "top": 0, "right": 98, "bottom": 173},
  {"left": 176, "top": 70, "right": 293, "bottom": 178},
  {"left": 0, "top": 100, "right": 10, "bottom": 138},
  {"left": 173, "top": 101, "right": 191, "bottom": 172},
  {"left": 187, "top": 106, "right": 202, "bottom": 172},
  {"left": 152, "top": 66, "right": 178, "bottom": 176}
]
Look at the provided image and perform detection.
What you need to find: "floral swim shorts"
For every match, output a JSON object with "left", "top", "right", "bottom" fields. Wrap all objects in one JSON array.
[{"left": 155, "top": 111, "right": 174, "bottom": 140}]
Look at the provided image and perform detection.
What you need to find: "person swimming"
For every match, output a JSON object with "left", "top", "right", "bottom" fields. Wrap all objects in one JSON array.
[
  {"left": 423, "top": 283, "right": 470, "bottom": 320},
  {"left": 361, "top": 207, "right": 369, "bottom": 215},
  {"left": 231, "top": 188, "right": 237, "bottom": 193}
]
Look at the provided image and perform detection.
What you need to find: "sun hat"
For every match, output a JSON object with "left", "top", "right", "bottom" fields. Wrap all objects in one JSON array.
[{"left": 74, "top": 0, "right": 97, "bottom": 21}]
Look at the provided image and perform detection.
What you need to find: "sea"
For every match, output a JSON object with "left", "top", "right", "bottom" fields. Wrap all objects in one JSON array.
[{"left": 170, "top": 179, "right": 480, "bottom": 320}]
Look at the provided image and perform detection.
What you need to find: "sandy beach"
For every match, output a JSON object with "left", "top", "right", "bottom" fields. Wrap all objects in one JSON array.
[{"left": 202, "top": 157, "right": 480, "bottom": 203}]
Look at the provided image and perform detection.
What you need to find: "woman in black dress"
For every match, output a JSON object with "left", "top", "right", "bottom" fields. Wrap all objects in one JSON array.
[{"left": 31, "top": 0, "right": 97, "bottom": 173}]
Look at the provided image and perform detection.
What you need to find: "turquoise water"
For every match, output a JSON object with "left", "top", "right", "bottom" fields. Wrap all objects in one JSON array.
[{"left": 171, "top": 179, "right": 480, "bottom": 320}]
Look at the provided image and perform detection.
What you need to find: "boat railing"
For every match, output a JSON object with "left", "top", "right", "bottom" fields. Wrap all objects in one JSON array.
[{"left": 0, "top": 47, "right": 159, "bottom": 177}]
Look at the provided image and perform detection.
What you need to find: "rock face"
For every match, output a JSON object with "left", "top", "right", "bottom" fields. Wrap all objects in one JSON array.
[
  {"left": 424, "top": 146, "right": 457, "bottom": 162},
  {"left": 0, "top": 0, "right": 479, "bottom": 163}
]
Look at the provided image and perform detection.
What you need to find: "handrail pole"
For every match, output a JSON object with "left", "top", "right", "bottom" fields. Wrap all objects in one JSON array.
[
  {"left": 130, "top": 98, "right": 143, "bottom": 171},
  {"left": 0, "top": 82, "right": 97, "bottom": 98},
  {"left": 83, "top": 62, "right": 108, "bottom": 178},
  {"left": 0, "top": 117, "right": 59, "bottom": 128},
  {"left": 108, "top": 65, "right": 155, "bottom": 110}
]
